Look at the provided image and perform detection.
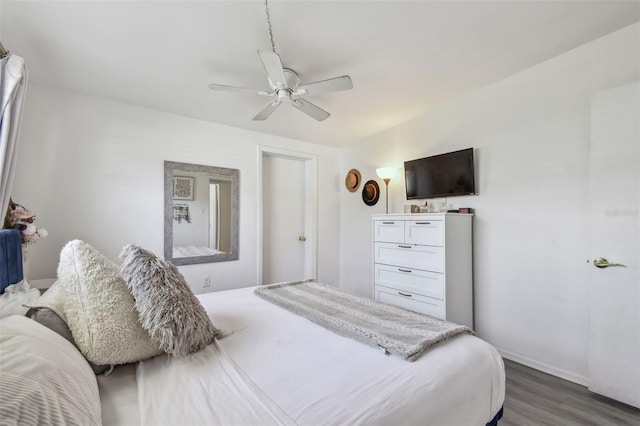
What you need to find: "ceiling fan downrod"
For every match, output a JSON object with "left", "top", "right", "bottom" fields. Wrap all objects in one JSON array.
[{"left": 264, "top": 0, "right": 277, "bottom": 54}]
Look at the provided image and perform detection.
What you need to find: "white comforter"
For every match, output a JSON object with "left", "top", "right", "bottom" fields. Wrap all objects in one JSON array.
[
  {"left": 127, "top": 286, "right": 505, "bottom": 426},
  {"left": 138, "top": 341, "right": 295, "bottom": 425},
  {"left": 172, "top": 246, "right": 222, "bottom": 258}
]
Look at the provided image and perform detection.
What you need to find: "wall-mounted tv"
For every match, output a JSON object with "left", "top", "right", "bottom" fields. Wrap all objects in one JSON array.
[{"left": 404, "top": 148, "right": 476, "bottom": 199}]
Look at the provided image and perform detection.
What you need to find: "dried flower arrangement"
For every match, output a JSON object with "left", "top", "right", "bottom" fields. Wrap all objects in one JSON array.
[{"left": 3, "top": 199, "right": 48, "bottom": 246}]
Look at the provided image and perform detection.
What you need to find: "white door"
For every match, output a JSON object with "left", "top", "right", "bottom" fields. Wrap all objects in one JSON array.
[
  {"left": 588, "top": 82, "right": 639, "bottom": 408},
  {"left": 262, "top": 154, "right": 306, "bottom": 284}
]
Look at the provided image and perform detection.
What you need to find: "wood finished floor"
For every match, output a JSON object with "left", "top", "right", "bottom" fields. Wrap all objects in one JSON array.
[{"left": 501, "top": 359, "right": 640, "bottom": 426}]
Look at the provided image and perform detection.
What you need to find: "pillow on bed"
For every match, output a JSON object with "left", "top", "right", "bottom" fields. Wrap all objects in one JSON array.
[
  {"left": 0, "top": 315, "right": 102, "bottom": 425},
  {"left": 23, "top": 280, "right": 108, "bottom": 374},
  {"left": 23, "top": 279, "right": 67, "bottom": 320},
  {"left": 120, "top": 244, "right": 223, "bottom": 356},
  {"left": 26, "top": 307, "right": 110, "bottom": 375},
  {"left": 57, "top": 240, "right": 163, "bottom": 365}
]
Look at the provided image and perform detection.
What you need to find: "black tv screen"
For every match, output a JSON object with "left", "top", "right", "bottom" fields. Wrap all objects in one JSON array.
[{"left": 404, "top": 148, "right": 476, "bottom": 199}]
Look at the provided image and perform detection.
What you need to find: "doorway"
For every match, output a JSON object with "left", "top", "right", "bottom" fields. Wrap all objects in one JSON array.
[{"left": 258, "top": 146, "right": 317, "bottom": 285}]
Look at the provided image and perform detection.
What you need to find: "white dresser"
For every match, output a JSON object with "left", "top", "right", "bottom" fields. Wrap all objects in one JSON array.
[{"left": 372, "top": 213, "right": 473, "bottom": 329}]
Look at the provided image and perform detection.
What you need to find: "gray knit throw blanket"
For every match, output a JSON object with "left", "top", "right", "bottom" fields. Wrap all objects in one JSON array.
[{"left": 254, "top": 281, "right": 473, "bottom": 361}]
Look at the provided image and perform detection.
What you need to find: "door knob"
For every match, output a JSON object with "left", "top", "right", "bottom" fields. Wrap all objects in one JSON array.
[
  {"left": 298, "top": 236, "right": 306, "bottom": 242},
  {"left": 593, "top": 257, "right": 626, "bottom": 268}
]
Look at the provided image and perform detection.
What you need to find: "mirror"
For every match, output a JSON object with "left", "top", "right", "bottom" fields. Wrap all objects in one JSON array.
[{"left": 164, "top": 161, "right": 239, "bottom": 265}]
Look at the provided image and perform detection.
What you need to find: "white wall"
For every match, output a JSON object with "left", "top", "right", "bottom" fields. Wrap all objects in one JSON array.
[
  {"left": 339, "top": 23, "right": 640, "bottom": 384},
  {"left": 13, "top": 85, "right": 340, "bottom": 293}
]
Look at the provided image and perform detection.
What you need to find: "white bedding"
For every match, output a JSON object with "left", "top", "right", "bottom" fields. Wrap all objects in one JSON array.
[
  {"left": 0, "top": 315, "right": 102, "bottom": 425},
  {"left": 172, "top": 245, "right": 222, "bottom": 257},
  {"left": 97, "top": 364, "right": 139, "bottom": 426},
  {"left": 99, "top": 286, "right": 505, "bottom": 426},
  {"left": 137, "top": 341, "right": 296, "bottom": 425}
]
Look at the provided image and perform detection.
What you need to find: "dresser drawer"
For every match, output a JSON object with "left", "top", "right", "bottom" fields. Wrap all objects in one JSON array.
[
  {"left": 374, "top": 242, "right": 444, "bottom": 273},
  {"left": 405, "top": 219, "right": 444, "bottom": 246},
  {"left": 374, "top": 263, "right": 444, "bottom": 300},
  {"left": 375, "top": 286, "right": 445, "bottom": 319},
  {"left": 373, "top": 220, "right": 404, "bottom": 243}
]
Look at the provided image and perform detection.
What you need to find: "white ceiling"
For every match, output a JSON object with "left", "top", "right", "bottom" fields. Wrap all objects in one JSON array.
[{"left": 1, "top": 1, "right": 638, "bottom": 148}]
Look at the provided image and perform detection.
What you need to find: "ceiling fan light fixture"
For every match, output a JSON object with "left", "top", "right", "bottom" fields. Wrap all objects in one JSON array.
[{"left": 207, "top": 0, "right": 353, "bottom": 122}]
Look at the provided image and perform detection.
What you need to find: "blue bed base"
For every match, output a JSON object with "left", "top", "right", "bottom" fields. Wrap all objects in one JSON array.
[
  {"left": 486, "top": 406, "right": 504, "bottom": 426},
  {"left": 0, "top": 229, "right": 23, "bottom": 293}
]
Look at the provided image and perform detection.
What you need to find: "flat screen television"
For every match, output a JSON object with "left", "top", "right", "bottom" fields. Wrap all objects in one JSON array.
[{"left": 404, "top": 148, "right": 476, "bottom": 199}]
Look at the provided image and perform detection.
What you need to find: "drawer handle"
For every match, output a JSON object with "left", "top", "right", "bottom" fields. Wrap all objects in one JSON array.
[
  {"left": 398, "top": 292, "right": 412, "bottom": 297},
  {"left": 382, "top": 221, "right": 395, "bottom": 224},
  {"left": 415, "top": 222, "right": 431, "bottom": 225},
  {"left": 398, "top": 268, "right": 412, "bottom": 273},
  {"left": 398, "top": 245, "right": 412, "bottom": 249}
]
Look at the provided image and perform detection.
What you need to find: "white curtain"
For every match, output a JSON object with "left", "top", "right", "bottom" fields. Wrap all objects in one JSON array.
[{"left": 0, "top": 53, "right": 28, "bottom": 219}]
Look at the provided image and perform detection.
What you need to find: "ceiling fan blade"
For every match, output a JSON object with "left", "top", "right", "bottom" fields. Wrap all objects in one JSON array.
[
  {"left": 253, "top": 100, "right": 282, "bottom": 121},
  {"left": 294, "top": 75, "right": 353, "bottom": 97},
  {"left": 208, "top": 83, "right": 272, "bottom": 96},
  {"left": 257, "top": 50, "right": 289, "bottom": 89},
  {"left": 292, "top": 99, "right": 330, "bottom": 121}
]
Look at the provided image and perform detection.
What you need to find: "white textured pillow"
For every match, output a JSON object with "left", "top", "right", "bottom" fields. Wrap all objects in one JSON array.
[
  {"left": 57, "top": 240, "right": 162, "bottom": 365},
  {"left": 0, "top": 315, "right": 101, "bottom": 425},
  {"left": 120, "top": 244, "right": 222, "bottom": 356}
]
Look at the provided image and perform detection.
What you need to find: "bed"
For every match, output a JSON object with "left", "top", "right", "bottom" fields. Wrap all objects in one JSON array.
[
  {"left": 0, "top": 241, "right": 505, "bottom": 425},
  {"left": 172, "top": 245, "right": 222, "bottom": 258}
]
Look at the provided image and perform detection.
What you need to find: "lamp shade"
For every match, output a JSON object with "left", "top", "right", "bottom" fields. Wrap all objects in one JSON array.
[{"left": 376, "top": 167, "right": 396, "bottom": 180}]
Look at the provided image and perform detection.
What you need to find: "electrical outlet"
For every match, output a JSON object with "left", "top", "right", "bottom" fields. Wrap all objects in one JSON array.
[{"left": 203, "top": 275, "right": 211, "bottom": 288}]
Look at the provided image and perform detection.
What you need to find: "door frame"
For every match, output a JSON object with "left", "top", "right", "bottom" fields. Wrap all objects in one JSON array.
[{"left": 257, "top": 146, "right": 318, "bottom": 285}]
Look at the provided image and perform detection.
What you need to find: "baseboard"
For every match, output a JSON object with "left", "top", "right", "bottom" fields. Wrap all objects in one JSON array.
[{"left": 497, "top": 347, "right": 589, "bottom": 387}]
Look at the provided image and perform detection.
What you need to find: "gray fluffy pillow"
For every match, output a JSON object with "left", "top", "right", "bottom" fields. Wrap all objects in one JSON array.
[{"left": 119, "top": 244, "right": 222, "bottom": 356}]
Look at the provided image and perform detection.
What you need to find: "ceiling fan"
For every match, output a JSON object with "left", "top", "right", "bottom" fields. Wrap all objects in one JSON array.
[
  {"left": 207, "top": 0, "right": 353, "bottom": 122},
  {"left": 209, "top": 50, "right": 352, "bottom": 122}
]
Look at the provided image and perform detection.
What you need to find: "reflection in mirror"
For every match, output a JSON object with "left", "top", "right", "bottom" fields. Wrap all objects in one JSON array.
[{"left": 164, "top": 161, "right": 239, "bottom": 265}]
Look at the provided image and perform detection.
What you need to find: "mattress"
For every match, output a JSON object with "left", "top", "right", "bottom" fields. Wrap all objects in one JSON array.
[{"left": 98, "top": 285, "right": 505, "bottom": 425}]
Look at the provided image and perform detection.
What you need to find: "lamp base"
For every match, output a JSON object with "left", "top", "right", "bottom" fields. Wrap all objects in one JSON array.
[{"left": 383, "top": 180, "right": 390, "bottom": 214}]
